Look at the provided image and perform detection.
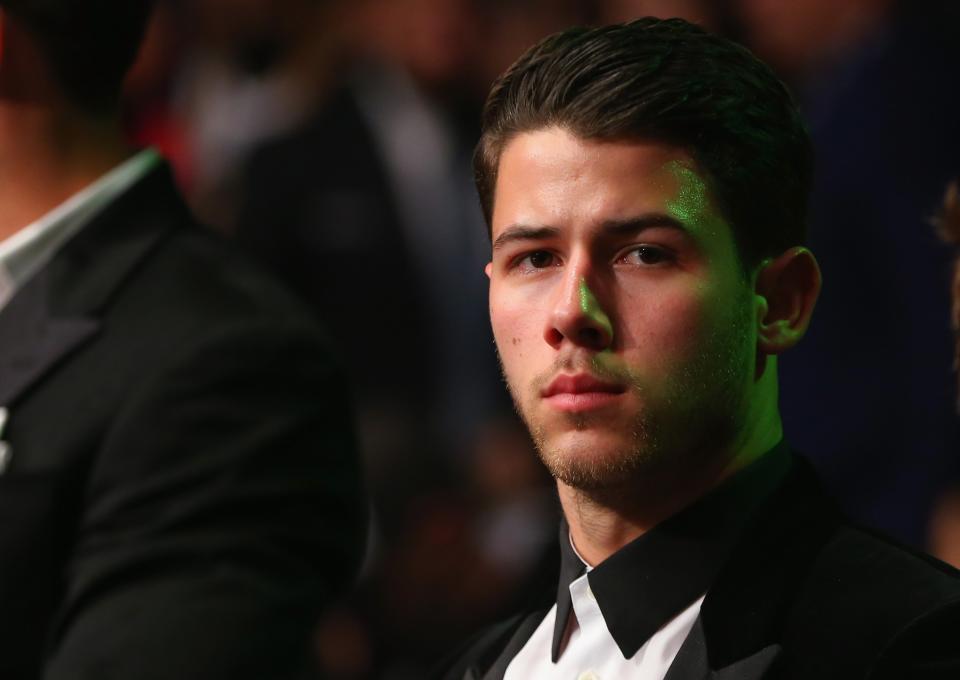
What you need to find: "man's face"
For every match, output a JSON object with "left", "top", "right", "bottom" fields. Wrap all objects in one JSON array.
[{"left": 487, "top": 127, "right": 760, "bottom": 490}]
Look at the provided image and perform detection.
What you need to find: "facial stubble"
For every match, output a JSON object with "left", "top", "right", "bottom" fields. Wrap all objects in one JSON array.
[{"left": 498, "top": 293, "right": 754, "bottom": 491}]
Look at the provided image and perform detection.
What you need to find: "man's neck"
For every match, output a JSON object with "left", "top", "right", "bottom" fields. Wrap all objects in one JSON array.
[
  {"left": 0, "top": 103, "right": 132, "bottom": 241},
  {"left": 559, "top": 421, "right": 783, "bottom": 567}
]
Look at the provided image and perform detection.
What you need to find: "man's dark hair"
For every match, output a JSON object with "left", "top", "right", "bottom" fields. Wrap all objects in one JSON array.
[
  {"left": 0, "top": 0, "right": 155, "bottom": 113},
  {"left": 475, "top": 17, "right": 813, "bottom": 271}
]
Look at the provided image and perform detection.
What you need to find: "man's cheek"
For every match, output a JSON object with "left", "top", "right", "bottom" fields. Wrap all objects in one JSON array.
[
  {"left": 493, "top": 311, "right": 536, "bottom": 359},
  {"left": 647, "top": 294, "right": 712, "bottom": 353}
]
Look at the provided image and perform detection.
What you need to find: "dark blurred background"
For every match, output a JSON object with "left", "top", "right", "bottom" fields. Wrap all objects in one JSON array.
[{"left": 119, "top": 0, "right": 960, "bottom": 676}]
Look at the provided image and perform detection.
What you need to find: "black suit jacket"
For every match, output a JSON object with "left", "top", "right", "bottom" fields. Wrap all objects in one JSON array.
[
  {"left": 439, "top": 457, "right": 960, "bottom": 679},
  {"left": 0, "top": 163, "right": 366, "bottom": 679}
]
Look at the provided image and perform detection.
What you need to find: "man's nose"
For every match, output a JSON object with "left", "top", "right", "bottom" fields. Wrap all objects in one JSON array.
[{"left": 544, "top": 271, "right": 614, "bottom": 351}]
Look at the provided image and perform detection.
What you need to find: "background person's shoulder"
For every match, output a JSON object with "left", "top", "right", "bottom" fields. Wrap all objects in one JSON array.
[{"left": 145, "top": 221, "right": 330, "bottom": 334}]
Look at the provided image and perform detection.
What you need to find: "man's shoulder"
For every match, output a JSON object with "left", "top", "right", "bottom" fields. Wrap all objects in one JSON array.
[
  {"left": 13, "top": 166, "right": 340, "bottom": 429},
  {"left": 815, "top": 522, "right": 960, "bottom": 594},
  {"left": 48, "top": 160, "right": 326, "bottom": 343},
  {"left": 142, "top": 221, "right": 325, "bottom": 332},
  {"left": 703, "top": 455, "right": 960, "bottom": 678},
  {"left": 757, "top": 453, "right": 960, "bottom": 615},
  {"left": 781, "top": 520, "right": 960, "bottom": 677},
  {"left": 802, "top": 520, "right": 960, "bottom": 623},
  {"left": 88, "top": 219, "right": 343, "bottom": 413},
  {"left": 90, "top": 171, "right": 332, "bottom": 352}
]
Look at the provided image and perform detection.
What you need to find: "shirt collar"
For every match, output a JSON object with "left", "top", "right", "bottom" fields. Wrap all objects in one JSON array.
[
  {"left": 550, "top": 440, "right": 793, "bottom": 662},
  {"left": 0, "top": 148, "right": 161, "bottom": 311}
]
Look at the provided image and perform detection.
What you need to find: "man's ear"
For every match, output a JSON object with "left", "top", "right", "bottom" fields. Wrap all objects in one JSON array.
[
  {"left": 755, "top": 247, "right": 821, "bottom": 355},
  {"left": 484, "top": 262, "right": 492, "bottom": 279}
]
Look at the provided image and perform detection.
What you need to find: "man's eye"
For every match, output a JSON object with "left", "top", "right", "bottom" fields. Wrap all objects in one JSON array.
[
  {"left": 623, "top": 245, "right": 672, "bottom": 266},
  {"left": 518, "top": 251, "right": 556, "bottom": 269}
]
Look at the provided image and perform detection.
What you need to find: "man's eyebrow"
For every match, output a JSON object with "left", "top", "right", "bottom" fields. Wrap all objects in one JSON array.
[
  {"left": 492, "top": 225, "right": 560, "bottom": 251},
  {"left": 492, "top": 215, "right": 692, "bottom": 251},
  {"left": 599, "top": 213, "right": 691, "bottom": 236}
]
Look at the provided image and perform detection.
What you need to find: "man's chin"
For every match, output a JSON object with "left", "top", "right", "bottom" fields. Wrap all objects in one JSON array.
[{"left": 534, "top": 432, "right": 659, "bottom": 491}]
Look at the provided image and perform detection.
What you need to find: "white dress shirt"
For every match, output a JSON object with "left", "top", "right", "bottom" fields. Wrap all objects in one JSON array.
[
  {"left": 0, "top": 148, "right": 161, "bottom": 312},
  {"left": 505, "top": 542, "right": 704, "bottom": 680}
]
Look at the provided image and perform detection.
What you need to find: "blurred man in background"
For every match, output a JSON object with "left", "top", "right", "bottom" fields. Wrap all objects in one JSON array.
[{"left": 0, "top": 1, "right": 365, "bottom": 677}]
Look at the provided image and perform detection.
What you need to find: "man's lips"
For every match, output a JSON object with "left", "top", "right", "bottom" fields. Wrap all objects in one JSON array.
[{"left": 541, "top": 373, "right": 626, "bottom": 412}]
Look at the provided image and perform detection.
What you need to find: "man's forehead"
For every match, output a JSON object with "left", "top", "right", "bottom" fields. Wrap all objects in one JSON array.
[
  {"left": 491, "top": 129, "right": 723, "bottom": 239},
  {"left": 497, "top": 127, "right": 694, "bottom": 176}
]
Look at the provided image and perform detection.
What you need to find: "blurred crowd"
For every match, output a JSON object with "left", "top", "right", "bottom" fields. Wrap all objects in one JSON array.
[{"left": 117, "top": 0, "right": 960, "bottom": 677}]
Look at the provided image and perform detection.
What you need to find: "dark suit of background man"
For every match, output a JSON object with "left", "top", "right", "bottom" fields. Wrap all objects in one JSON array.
[
  {"left": 0, "top": 1, "right": 366, "bottom": 678},
  {"left": 439, "top": 18, "right": 960, "bottom": 680}
]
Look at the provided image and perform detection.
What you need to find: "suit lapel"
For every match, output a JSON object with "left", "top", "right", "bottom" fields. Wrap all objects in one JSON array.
[
  {"left": 665, "top": 456, "right": 840, "bottom": 680},
  {"left": 0, "top": 163, "right": 183, "bottom": 408},
  {"left": 480, "top": 609, "right": 549, "bottom": 680},
  {"left": 710, "top": 645, "right": 781, "bottom": 680},
  {"left": 0, "top": 274, "right": 98, "bottom": 406},
  {"left": 665, "top": 618, "right": 781, "bottom": 680}
]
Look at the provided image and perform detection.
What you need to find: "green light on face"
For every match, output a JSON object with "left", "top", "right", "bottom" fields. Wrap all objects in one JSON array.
[
  {"left": 579, "top": 277, "right": 595, "bottom": 314},
  {"left": 665, "top": 161, "right": 711, "bottom": 227},
  {"left": 578, "top": 277, "right": 614, "bottom": 343}
]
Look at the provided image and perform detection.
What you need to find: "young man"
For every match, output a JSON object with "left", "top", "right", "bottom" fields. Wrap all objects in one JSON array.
[
  {"left": 441, "top": 18, "right": 960, "bottom": 680},
  {"left": 0, "top": 2, "right": 365, "bottom": 678}
]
